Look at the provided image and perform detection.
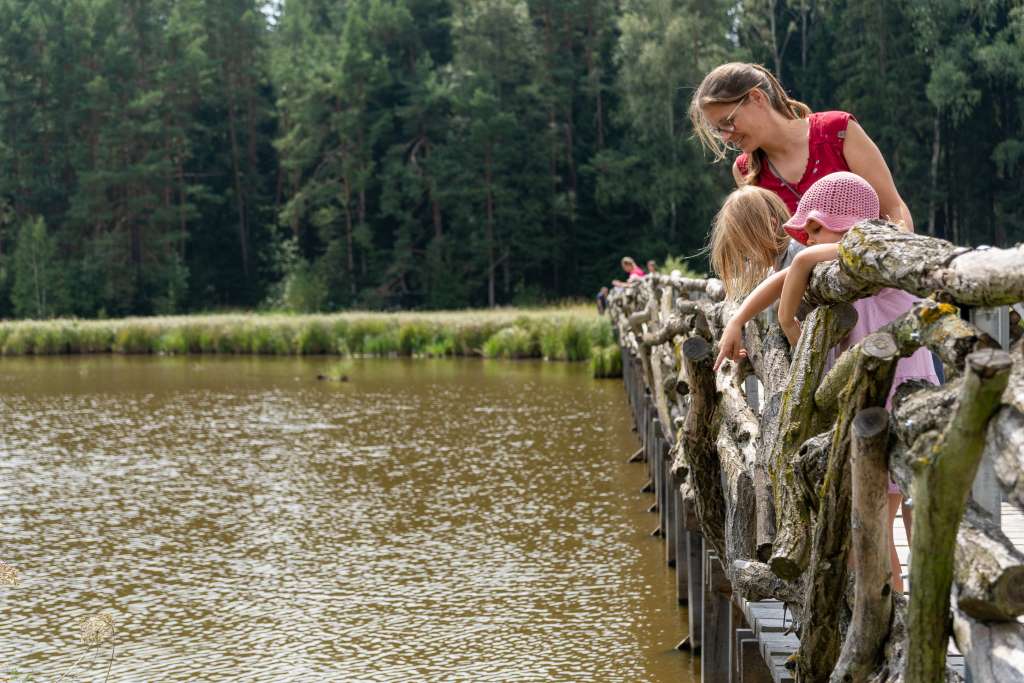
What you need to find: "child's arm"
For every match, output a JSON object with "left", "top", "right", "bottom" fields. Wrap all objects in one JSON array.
[
  {"left": 714, "top": 269, "right": 789, "bottom": 370},
  {"left": 777, "top": 244, "right": 840, "bottom": 345}
]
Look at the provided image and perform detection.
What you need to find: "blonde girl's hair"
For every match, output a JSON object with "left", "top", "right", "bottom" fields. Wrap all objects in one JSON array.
[
  {"left": 688, "top": 63, "right": 812, "bottom": 185},
  {"left": 621, "top": 256, "right": 637, "bottom": 270},
  {"left": 710, "top": 185, "right": 792, "bottom": 299}
]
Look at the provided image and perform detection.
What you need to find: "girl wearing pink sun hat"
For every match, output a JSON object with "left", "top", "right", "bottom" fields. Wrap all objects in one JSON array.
[{"left": 776, "top": 173, "right": 938, "bottom": 402}]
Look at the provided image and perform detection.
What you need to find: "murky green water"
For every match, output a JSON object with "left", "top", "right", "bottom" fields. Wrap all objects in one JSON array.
[{"left": 0, "top": 357, "right": 695, "bottom": 682}]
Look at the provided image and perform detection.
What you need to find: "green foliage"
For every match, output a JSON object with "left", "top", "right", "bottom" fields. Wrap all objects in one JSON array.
[
  {"left": 113, "top": 326, "right": 155, "bottom": 354},
  {"left": 363, "top": 329, "right": 401, "bottom": 356},
  {"left": 156, "top": 329, "right": 190, "bottom": 355},
  {"left": 249, "top": 324, "right": 294, "bottom": 355},
  {"left": 11, "top": 217, "right": 67, "bottom": 319},
  {"left": 482, "top": 326, "right": 537, "bottom": 359},
  {"left": 0, "top": 0, "right": 1019, "bottom": 321},
  {"left": 660, "top": 254, "right": 706, "bottom": 279},
  {"left": 590, "top": 344, "right": 622, "bottom": 378},
  {"left": 398, "top": 322, "right": 435, "bottom": 355},
  {"left": 294, "top": 321, "right": 335, "bottom": 355}
]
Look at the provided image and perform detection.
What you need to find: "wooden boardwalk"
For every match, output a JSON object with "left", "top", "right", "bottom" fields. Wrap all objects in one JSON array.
[
  {"left": 623, "top": 347, "right": 1024, "bottom": 682},
  {"left": 726, "top": 504, "right": 1024, "bottom": 682}
]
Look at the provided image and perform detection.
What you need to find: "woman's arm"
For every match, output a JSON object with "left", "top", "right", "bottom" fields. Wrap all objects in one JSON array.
[
  {"left": 714, "top": 269, "right": 789, "bottom": 370},
  {"left": 777, "top": 245, "right": 840, "bottom": 345},
  {"left": 843, "top": 120, "right": 914, "bottom": 233}
]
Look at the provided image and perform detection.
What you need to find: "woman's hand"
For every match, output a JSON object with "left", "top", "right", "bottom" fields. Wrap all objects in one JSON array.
[{"left": 714, "top": 319, "right": 747, "bottom": 370}]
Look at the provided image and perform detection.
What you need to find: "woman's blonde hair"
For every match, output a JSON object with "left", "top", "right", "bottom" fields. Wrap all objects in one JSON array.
[
  {"left": 621, "top": 256, "right": 637, "bottom": 270},
  {"left": 688, "top": 63, "right": 811, "bottom": 185},
  {"left": 710, "top": 185, "right": 792, "bottom": 298}
]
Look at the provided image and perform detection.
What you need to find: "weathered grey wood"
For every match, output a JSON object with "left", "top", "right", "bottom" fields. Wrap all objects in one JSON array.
[
  {"left": 797, "top": 332, "right": 899, "bottom": 682},
  {"left": 680, "top": 336, "right": 728, "bottom": 559},
  {"left": 804, "top": 221, "right": 1024, "bottom": 307},
  {"left": 986, "top": 338, "right": 1024, "bottom": 510},
  {"left": 903, "top": 349, "right": 1012, "bottom": 683},
  {"left": 970, "top": 307, "right": 1007, "bottom": 525},
  {"left": 832, "top": 407, "right": 893, "bottom": 682},
  {"left": 684, "top": 493, "right": 703, "bottom": 655},
  {"left": 740, "top": 634, "right": 775, "bottom": 683},
  {"left": 734, "top": 627, "right": 755, "bottom": 683},
  {"left": 608, "top": 245, "right": 1024, "bottom": 682},
  {"left": 955, "top": 503, "right": 1024, "bottom": 621},
  {"left": 703, "top": 545, "right": 733, "bottom": 683},
  {"left": 663, "top": 440, "right": 676, "bottom": 567},
  {"left": 731, "top": 560, "right": 802, "bottom": 605},
  {"left": 652, "top": 419, "right": 664, "bottom": 522},
  {"left": 674, "top": 486, "right": 688, "bottom": 606},
  {"left": 716, "top": 358, "right": 760, "bottom": 572},
  {"left": 768, "top": 303, "right": 858, "bottom": 581},
  {"left": 952, "top": 596, "right": 1024, "bottom": 683}
]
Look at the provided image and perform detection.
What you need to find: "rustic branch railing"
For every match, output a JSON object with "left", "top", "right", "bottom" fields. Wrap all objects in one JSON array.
[{"left": 607, "top": 221, "right": 1024, "bottom": 682}]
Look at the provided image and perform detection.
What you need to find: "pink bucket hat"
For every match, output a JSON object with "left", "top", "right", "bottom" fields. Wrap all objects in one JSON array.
[{"left": 783, "top": 171, "right": 880, "bottom": 245}]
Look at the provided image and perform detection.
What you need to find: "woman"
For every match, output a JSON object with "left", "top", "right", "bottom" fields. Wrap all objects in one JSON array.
[
  {"left": 688, "top": 62, "right": 913, "bottom": 232},
  {"left": 611, "top": 256, "right": 646, "bottom": 287}
]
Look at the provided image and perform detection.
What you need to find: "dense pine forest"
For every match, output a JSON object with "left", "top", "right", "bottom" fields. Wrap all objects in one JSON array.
[{"left": 1, "top": 0, "right": 1022, "bottom": 318}]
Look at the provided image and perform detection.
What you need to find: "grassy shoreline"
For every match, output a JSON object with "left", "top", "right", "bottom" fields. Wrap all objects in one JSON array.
[{"left": 0, "top": 306, "right": 617, "bottom": 365}]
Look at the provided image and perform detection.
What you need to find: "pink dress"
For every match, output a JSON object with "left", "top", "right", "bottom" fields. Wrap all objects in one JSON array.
[{"left": 843, "top": 288, "right": 940, "bottom": 493}]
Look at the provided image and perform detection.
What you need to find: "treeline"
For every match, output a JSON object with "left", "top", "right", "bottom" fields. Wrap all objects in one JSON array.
[{"left": 1, "top": 0, "right": 1022, "bottom": 318}]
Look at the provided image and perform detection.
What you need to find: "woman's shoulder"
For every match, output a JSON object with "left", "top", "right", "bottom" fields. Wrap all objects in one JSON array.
[{"left": 811, "top": 110, "right": 858, "bottom": 139}]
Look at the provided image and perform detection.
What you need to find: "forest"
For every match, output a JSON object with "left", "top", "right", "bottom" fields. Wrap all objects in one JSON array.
[{"left": 0, "top": 0, "right": 1021, "bottom": 318}]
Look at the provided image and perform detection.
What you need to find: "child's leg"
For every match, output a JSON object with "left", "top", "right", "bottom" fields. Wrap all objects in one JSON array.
[{"left": 888, "top": 492, "right": 905, "bottom": 593}]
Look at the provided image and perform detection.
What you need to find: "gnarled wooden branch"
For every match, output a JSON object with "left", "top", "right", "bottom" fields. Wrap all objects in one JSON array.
[
  {"left": 952, "top": 594, "right": 1024, "bottom": 683},
  {"left": 832, "top": 407, "right": 894, "bottom": 682},
  {"left": 768, "top": 303, "right": 858, "bottom": 581},
  {"left": 804, "top": 221, "right": 1024, "bottom": 307},
  {"left": 987, "top": 339, "right": 1024, "bottom": 509},
  {"left": 716, "top": 360, "right": 759, "bottom": 568},
  {"left": 679, "top": 336, "right": 726, "bottom": 559},
  {"left": 732, "top": 559, "right": 803, "bottom": 604},
  {"left": 955, "top": 502, "right": 1024, "bottom": 622},
  {"left": 797, "top": 332, "right": 899, "bottom": 683},
  {"left": 902, "top": 349, "right": 1012, "bottom": 683}
]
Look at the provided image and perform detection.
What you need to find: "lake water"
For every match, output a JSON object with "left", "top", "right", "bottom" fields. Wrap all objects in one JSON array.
[{"left": 0, "top": 357, "right": 695, "bottom": 681}]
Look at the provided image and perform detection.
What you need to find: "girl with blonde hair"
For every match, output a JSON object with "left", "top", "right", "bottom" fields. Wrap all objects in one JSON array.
[{"left": 709, "top": 184, "right": 795, "bottom": 300}]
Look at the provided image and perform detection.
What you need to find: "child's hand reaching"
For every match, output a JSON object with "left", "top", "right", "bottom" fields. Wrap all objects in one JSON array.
[{"left": 714, "top": 319, "right": 747, "bottom": 371}]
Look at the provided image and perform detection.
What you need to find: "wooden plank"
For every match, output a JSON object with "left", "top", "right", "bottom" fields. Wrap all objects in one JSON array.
[
  {"left": 674, "top": 487, "right": 688, "bottom": 605},
  {"left": 733, "top": 624, "right": 752, "bottom": 683},
  {"left": 702, "top": 545, "right": 732, "bottom": 682},
  {"left": 684, "top": 498, "right": 703, "bottom": 654},
  {"left": 739, "top": 636, "right": 774, "bottom": 683}
]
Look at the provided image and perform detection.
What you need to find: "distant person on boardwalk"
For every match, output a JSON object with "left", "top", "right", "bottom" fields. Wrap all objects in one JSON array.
[
  {"left": 646, "top": 260, "right": 657, "bottom": 275},
  {"left": 711, "top": 172, "right": 937, "bottom": 593},
  {"left": 612, "top": 256, "right": 646, "bottom": 288},
  {"left": 689, "top": 62, "right": 914, "bottom": 232},
  {"left": 596, "top": 286, "right": 609, "bottom": 314}
]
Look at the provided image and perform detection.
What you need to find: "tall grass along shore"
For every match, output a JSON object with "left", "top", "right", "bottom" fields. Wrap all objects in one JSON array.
[{"left": 0, "top": 306, "right": 618, "bottom": 371}]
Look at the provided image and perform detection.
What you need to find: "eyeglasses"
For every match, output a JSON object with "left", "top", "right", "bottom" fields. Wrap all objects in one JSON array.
[{"left": 710, "top": 95, "right": 748, "bottom": 138}]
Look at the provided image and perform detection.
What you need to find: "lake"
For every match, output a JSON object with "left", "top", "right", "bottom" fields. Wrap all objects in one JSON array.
[{"left": 0, "top": 357, "right": 694, "bottom": 681}]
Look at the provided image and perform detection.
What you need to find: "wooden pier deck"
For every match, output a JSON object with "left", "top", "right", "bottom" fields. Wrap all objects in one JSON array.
[{"left": 690, "top": 500, "right": 1024, "bottom": 682}]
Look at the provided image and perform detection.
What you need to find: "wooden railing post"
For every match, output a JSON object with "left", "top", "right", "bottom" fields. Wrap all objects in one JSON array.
[{"left": 968, "top": 305, "right": 1009, "bottom": 526}]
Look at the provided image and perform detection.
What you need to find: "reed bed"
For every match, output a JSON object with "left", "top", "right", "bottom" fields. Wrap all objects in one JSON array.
[{"left": 0, "top": 306, "right": 614, "bottom": 366}]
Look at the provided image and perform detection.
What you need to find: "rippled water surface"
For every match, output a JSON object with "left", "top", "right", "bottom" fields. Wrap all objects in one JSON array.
[{"left": 0, "top": 357, "right": 695, "bottom": 682}]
